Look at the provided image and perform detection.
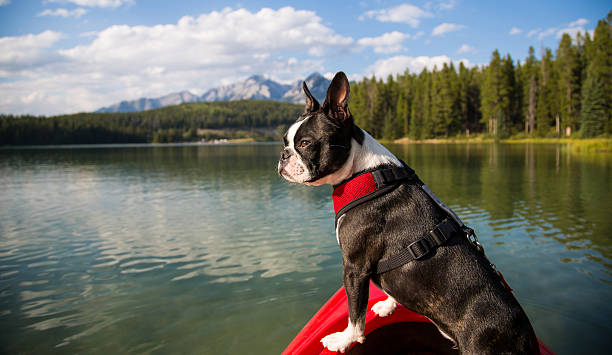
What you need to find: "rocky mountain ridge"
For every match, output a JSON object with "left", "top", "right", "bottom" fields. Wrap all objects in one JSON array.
[{"left": 96, "top": 73, "right": 330, "bottom": 113}]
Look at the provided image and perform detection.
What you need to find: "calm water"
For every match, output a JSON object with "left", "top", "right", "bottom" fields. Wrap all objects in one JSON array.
[{"left": 0, "top": 143, "right": 610, "bottom": 354}]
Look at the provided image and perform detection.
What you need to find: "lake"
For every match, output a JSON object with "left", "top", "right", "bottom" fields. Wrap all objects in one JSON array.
[{"left": 0, "top": 142, "right": 610, "bottom": 354}]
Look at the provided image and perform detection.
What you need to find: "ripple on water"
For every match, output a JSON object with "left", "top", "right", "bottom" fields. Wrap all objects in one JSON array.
[{"left": 1, "top": 144, "right": 610, "bottom": 354}]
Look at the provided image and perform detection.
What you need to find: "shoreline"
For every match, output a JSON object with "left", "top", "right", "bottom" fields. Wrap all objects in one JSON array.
[
  {"left": 3, "top": 137, "right": 610, "bottom": 153},
  {"left": 390, "top": 137, "right": 612, "bottom": 153}
]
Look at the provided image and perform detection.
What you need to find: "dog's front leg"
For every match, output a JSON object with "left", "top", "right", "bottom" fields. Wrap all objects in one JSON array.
[{"left": 321, "top": 264, "right": 369, "bottom": 353}]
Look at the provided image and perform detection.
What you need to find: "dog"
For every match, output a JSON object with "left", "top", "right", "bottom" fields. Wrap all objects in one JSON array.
[{"left": 278, "top": 71, "right": 540, "bottom": 354}]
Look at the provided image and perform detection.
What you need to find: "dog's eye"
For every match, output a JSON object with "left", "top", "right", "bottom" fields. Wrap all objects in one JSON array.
[{"left": 298, "top": 140, "right": 311, "bottom": 148}]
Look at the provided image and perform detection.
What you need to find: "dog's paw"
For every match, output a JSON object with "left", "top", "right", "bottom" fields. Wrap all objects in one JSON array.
[
  {"left": 371, "top": 296, "right": 397, "bottom": 317},
  {"left": 321, "top": 328, "right": 364, "bottom": 353}
]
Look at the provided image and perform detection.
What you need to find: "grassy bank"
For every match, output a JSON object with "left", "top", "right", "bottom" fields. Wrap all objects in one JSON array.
[
  {"left": 392, "top": 136, "right": 495, "bottom": 144},
  {"left": 391, "top": 136, "right": 612, "bottom": 153}
]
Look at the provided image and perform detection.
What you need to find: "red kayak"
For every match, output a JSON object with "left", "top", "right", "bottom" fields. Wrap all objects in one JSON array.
[{"left": 283, "top": 281, "right": 554, "bottom": 355}]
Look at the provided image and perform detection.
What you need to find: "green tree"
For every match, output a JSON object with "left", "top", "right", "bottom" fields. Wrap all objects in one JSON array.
[
  {"left": 395, "top": 91, "right": 410, "bottom": 138},
  {"left": 536, "top": 48, "right": 558, "bottom": 136},
  {"left": 556, "top": 33, "right": 583, "bottom": 136},
  {"left": 410, "top": 69, "right": 431, "bottom": 139},
  {"left": 502, "top": 54, "right": 520, "bottom": 135},
  {"left": 580, "top": 74, "right": 608, "bottom": 137},
  {"left": 582, "top": 16, "right": 612, "bottom": 134},
  {"left": 522, "top": 46, "right": 539, "bottom": 135},
  {"left": 481, "top": 50, "right": 510, "bottom": 137}
]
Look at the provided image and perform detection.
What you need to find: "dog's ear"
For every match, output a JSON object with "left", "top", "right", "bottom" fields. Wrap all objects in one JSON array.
[
  {"left": 303, "top": 81, "right": 320, "bottom": 113},
  {"left": 323, "top": 71, "right": 351, "bottom": 123}
]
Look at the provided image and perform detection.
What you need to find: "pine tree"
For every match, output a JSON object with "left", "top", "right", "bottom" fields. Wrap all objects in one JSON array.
[
  {"left": 443, "top": 62, "right": 460, "bottom": 136},
  {"left": 350, "top": 82, "right": 368, "bottom": 129},
  {"left": 395, "top": 91, "right": 409, "bottom": 138},
  {"left": 376, "top": 76, "right": 396, "bottom": 139},
  {"left": 515, "top": 60, "right": 525, "bottom": 133},
  {"left": 481, "top": 50, "right": 509, "bottom": 137},
  {"left": 523, "top": 47, "right": 539, "bottom": 135},
  {"left": 581, "top": 16, "right": 612, "bottom": 136},
  {"left": 501, "top": 54, "right": 519, "bottom": 136},
  {"left": 556, "top": 33, "right": 582, "bottom": 136},
  {"left": 536, "top": 48, "right": 558, "bottom": 137},
  {"left": 584, "top": 17, "right": 612, "bottom": 133},
  {"left": 383, "top": 110, "right": 396, "bottom": 140},
  {"left": 410, "top": 69, "right": 430, "bottom": 139},
  {"left": 428, "top": 66, "right": 444, "bottom": 137},
  {"left": 580, "top": 74, "right": 607, "bottom": 137},
  {"left": 458, "top": 63, "right": 470, "bottom": 135},
  {"left": 363, "top": 76, "right": 380, "bottom": 136}
]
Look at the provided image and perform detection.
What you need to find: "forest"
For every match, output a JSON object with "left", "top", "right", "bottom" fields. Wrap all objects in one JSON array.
[
  {"left": 0, "top": 100, "right": 303, "bottom": 145},
  {"left": 350, "top": 13, "right": 611, "bottom": 140},
  {"left": 0, "top": 12, "right": 610, "bottom": 145}
]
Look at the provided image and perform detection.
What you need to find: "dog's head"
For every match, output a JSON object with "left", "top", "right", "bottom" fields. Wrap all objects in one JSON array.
[{"left": 278, "top": 71, "right": 364, "bottom": 186}]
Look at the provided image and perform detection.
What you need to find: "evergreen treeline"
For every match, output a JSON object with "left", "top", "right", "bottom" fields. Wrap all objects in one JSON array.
[
  {"left": 351, "top": 12, "right": 612, "bottom": 139},
  {"left": 0, "top": 100, "right": 303, "bottom": 145}
]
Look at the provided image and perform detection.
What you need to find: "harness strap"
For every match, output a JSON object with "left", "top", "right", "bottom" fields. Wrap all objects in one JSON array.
[
  {"left": 333, "top": 165, "right": 420, "bottom": 226},
  {"left": 375, "top": 218, "right": 460, "bottom": 274},
  {"left": 332, "top": 164, "right": 479, "bottom": 276},
  {"left": 371, "top": 165, "right": 417, "bottom": 188}
]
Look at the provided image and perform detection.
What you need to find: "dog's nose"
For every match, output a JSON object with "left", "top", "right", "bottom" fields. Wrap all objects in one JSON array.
[{"left": 281, "top": 148, "right": 291, "bottom": 161}]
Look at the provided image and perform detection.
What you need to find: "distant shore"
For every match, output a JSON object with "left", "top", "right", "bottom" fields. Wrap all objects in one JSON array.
[{"left": 390, "top": 136, "right": 612, "bottom": 153}]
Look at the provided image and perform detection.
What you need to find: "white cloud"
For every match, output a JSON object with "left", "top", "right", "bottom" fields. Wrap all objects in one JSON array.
[
  {"left": 80, "top": 31, "right": 98, "bottom": 37},
  {"left": 360, "top": 4, "right": 433, "bottom": 28},
  {"left": 526, "top": 28, "right": 540, "bottom": 38},
  {"left": 556, "top": 26, "right": 585, "bottom": 39},
  {"left": 457, "top": 44, "right": 476, "bottom": 54},
  {"left": 557, "top": 18, "right": 590, "bottom": 39},
  {"left": 357, "top": 31, "right": 410, "bottom": 54},
  {"left": 509, "top": 27, "right": 522, "bottom": 35},
  {"left": 432, "top": 23, "right": 465, "bottom": 36},
  {"left": 0, "top": 7, "right": 352, "bottom": 115},
  {"left": 46, "top": 0, "right": 132, "bottom": 8},
  {"left": 438, "top": 0, "right": 456, "bottom": 11},
  {"left": 538, "top": 27, "right": 556, "bottom": 40},
  {"left": 413, "top": 31, "right": 425, "bottom": 40},
  {"left": 526, "top": 18, "right": 591, "bottom": 41},
  {"left": 38, "top": 7, "right": 88, "bottom": 18},
  {"left": 0, "top": 0, "right": 11, "bottom": 6},
  {"left": 364, "top": 55, "right": 471, "bottom": 79},
  {"left": 569, "top": 18, "right": 588, "bottom": 27},
  {"left": 0, "top": 30, "right": 64, "bottom": 75}
]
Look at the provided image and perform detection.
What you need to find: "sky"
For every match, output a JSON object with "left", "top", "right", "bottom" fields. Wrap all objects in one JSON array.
[{"left": 0, "top": 0, "right": 609, "bottom": 116}]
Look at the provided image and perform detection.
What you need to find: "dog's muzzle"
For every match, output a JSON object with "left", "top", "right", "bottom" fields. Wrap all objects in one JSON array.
[{"left": 278, "top": 148, "right": 291, "bottom": 175}]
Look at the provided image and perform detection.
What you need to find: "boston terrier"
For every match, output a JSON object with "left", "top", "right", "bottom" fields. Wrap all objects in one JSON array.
[{"left": 278, "top": 71, "right": 540, "bottom": 354}]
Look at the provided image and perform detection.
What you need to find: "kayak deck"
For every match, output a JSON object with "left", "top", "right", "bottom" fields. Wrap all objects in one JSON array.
[{"left": 283, "top": 281, "right": 554, "bottom": 355}]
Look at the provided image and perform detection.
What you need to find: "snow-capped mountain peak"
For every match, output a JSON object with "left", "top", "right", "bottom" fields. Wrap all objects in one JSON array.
[{"left": 96, "top": 73, "right": 331, "bottom": 113}]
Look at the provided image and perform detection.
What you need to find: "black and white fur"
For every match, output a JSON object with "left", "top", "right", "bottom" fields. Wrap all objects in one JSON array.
[{"left": 278, "top": 72, "right": 539, "bottom": 354}]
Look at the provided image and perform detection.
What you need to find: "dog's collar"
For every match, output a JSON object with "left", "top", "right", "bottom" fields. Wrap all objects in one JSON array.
[{"left": 332, "top": 164, "right": 419, "bottom": 220}]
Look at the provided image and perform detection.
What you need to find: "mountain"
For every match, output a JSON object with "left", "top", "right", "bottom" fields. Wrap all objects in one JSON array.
[
  {"left": 95, "top": 73, "right": 330, "bottom": 113},
  {"left": 201, "top": 75, "right": 291, "bottom": 102},
  {"left": 96, "top": 91, "right": 199, "bottom": 113},
  {"left": 282, "top": 72, "right": 330, "bottom": 104}
]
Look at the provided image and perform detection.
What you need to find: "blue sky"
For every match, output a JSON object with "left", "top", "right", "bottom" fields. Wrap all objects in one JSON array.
[{"left": 0, "top": 0, "right": 609, "bottom": 115}]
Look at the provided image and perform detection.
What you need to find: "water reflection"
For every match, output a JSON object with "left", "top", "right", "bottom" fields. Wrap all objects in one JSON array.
[
  {"left": 0, "top": 143, "right": 610, "bottom": 354},
  {"left": 390, "top": 143, "right": 612, "bottom": 262},
  {"left": 390, "top": 142, "right": 612, "bottom": 354},
  {"left": 0, "top": 144, "right": 339, "bottom": 352}
]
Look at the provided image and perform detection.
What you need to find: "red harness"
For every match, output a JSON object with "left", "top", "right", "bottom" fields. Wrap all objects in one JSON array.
[
  {"left": 330, "top": 165, "right": 513, "bottom": 293},
  {"left": 332, "top": 166, "right": 419, "bottom": 223},
  {"left": 332, "top": 172, "right": 378, "bottom": 215}
]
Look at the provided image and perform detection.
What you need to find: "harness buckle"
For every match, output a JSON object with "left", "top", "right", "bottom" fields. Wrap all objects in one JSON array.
[
  {"left": 464, "top": 226, "right": 484, "bottom": 254},
  {"left": 407, "top": 238, "right": 431, "bottom": 260}
]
